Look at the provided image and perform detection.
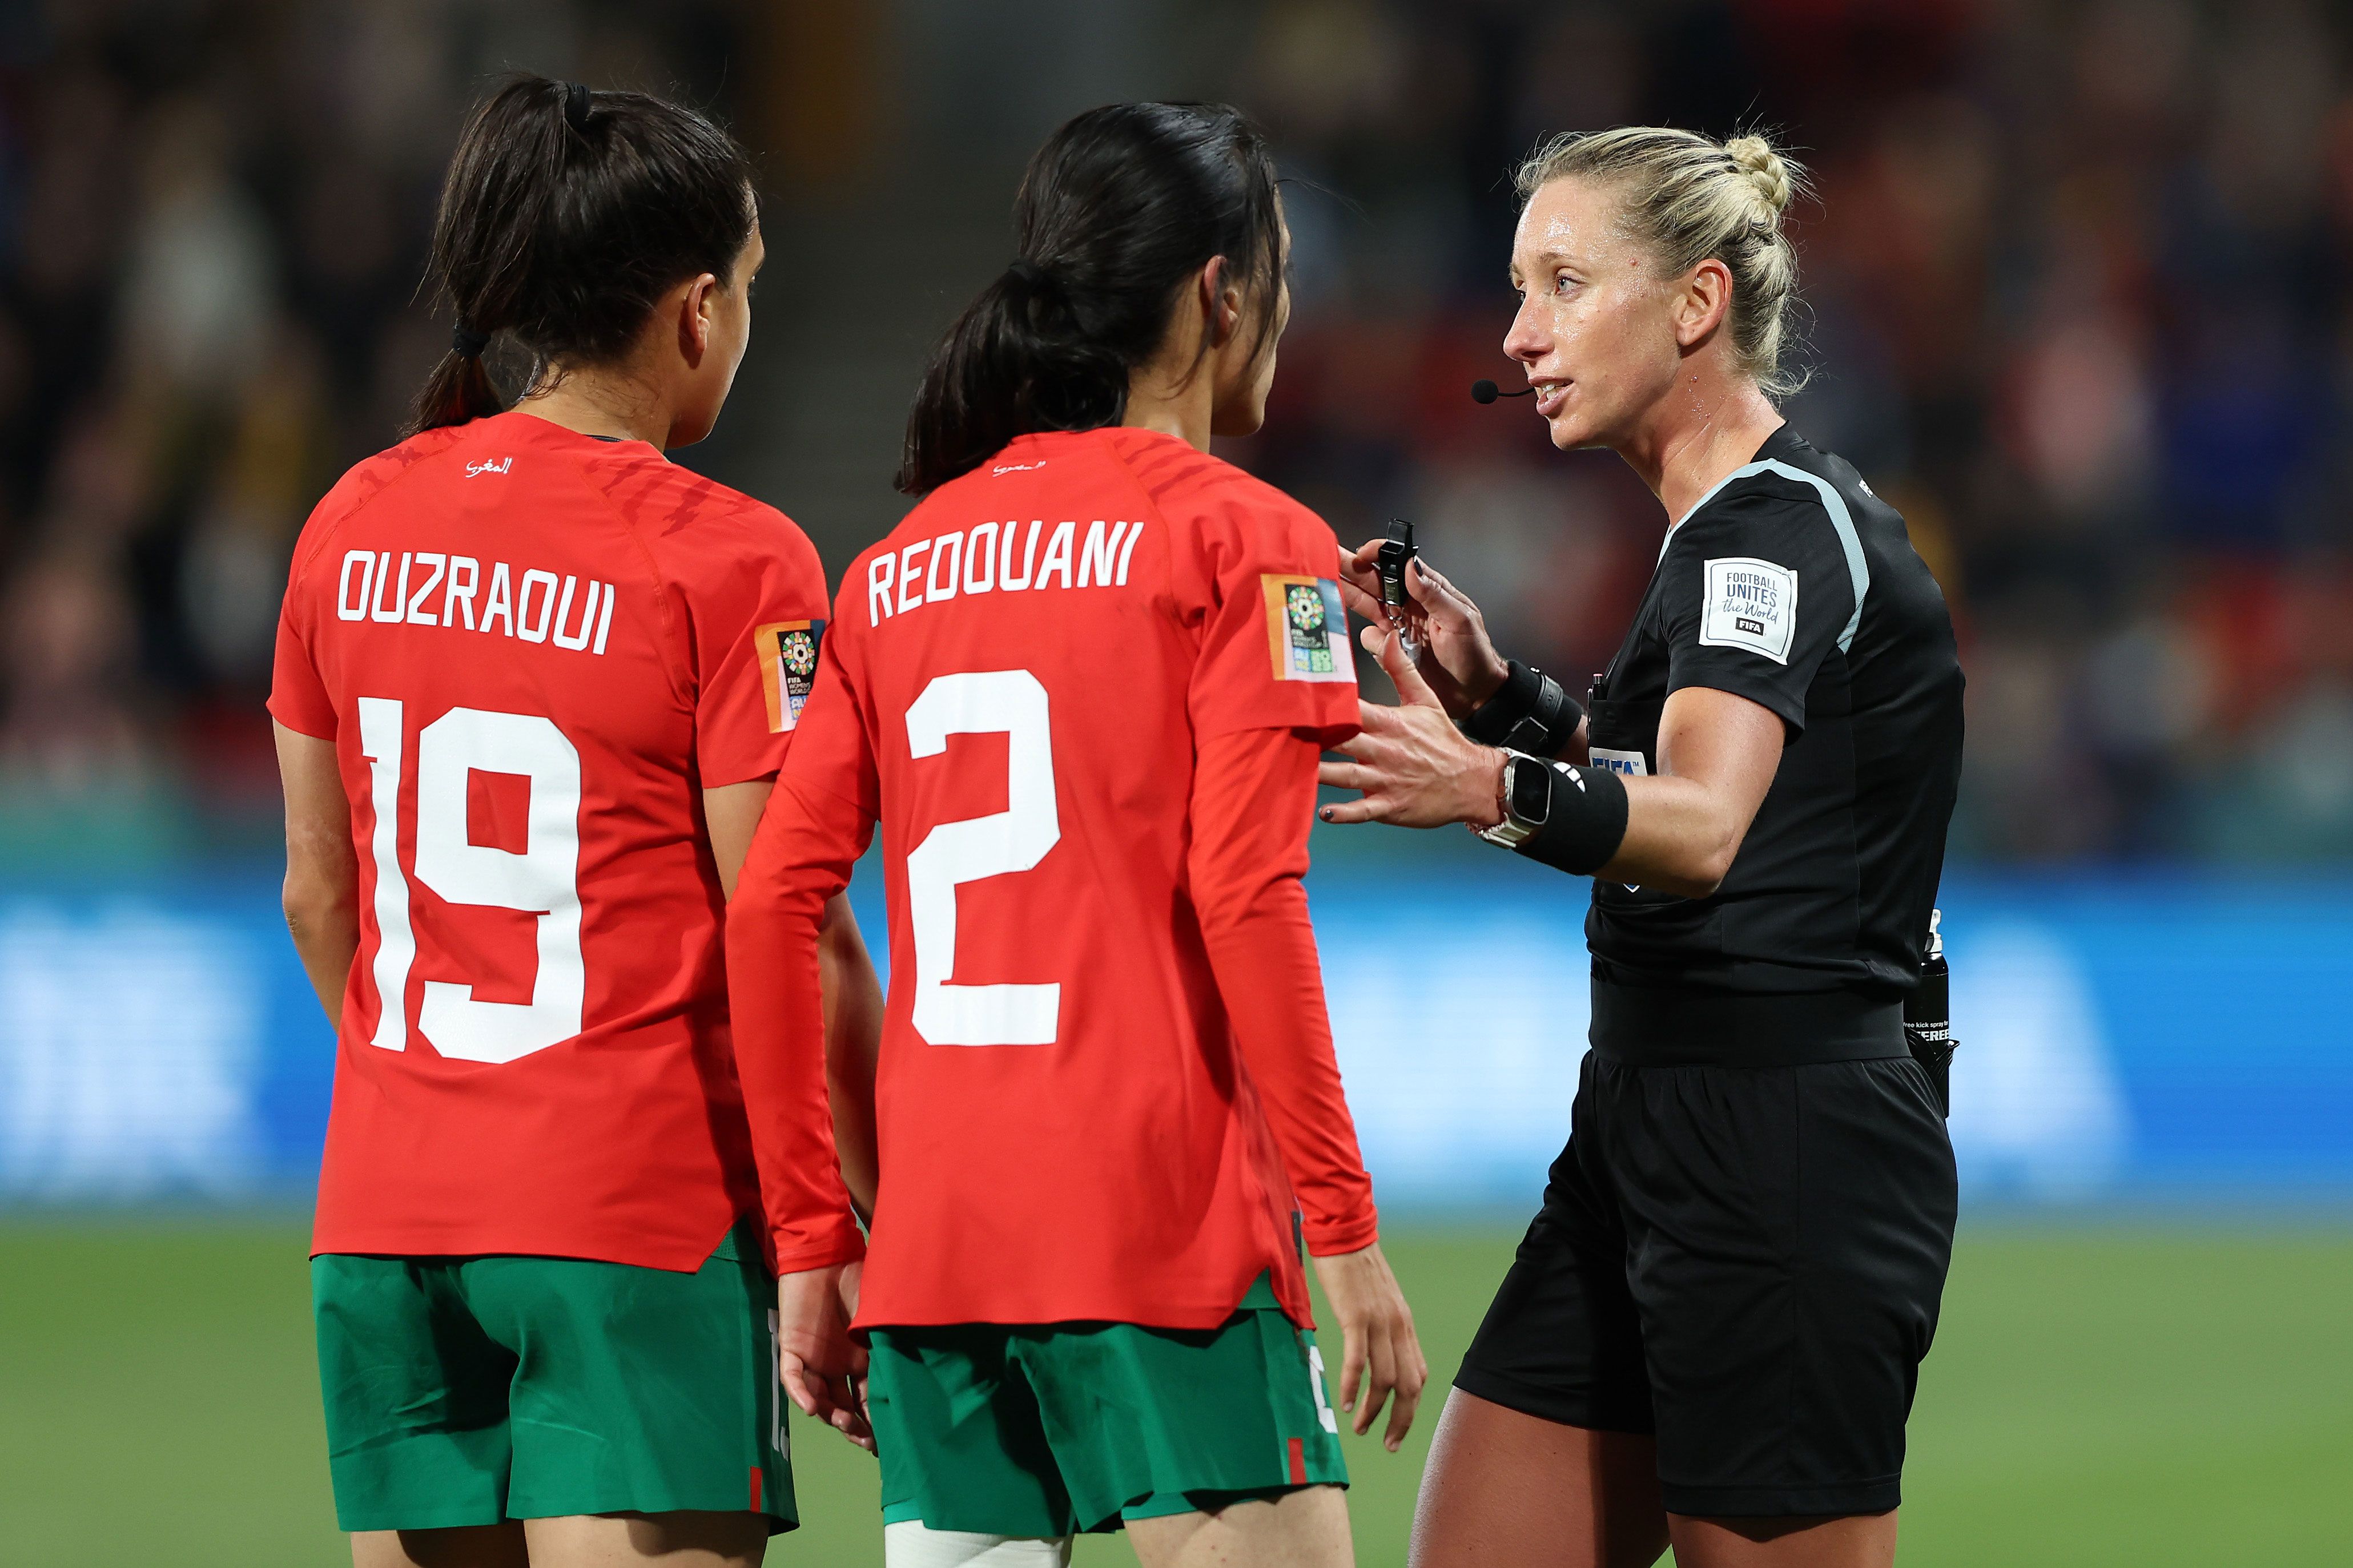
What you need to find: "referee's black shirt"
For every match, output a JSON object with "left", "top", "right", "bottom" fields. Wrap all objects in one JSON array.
[{"left": 1581, "top": 426, "right": 1962, "bottom": 1057}]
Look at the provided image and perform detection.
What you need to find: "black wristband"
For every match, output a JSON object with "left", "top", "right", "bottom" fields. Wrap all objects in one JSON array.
[
  {"left": 1515, "top": 759, "right": 1630, "bottom": 876},
  {"left": 1462, "top": 659, "right": 1586, "bottom": 756}
]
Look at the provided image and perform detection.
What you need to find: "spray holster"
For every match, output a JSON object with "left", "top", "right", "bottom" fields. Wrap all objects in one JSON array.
[{"left": 1904, "top": 910, "right": 1957, "bottom": 1118}]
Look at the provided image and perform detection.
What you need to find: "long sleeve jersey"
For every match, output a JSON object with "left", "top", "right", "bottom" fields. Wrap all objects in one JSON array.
[{"left": 727, "top": 426, "right": 1378, "bottom": 1329}]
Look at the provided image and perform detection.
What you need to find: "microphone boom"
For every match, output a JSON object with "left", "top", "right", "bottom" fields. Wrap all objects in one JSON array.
[{"left": 1471, "top": 378, "right": 1535, "bottom": 403}]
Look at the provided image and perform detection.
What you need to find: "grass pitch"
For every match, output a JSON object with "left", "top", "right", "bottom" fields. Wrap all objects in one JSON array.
[{"left": 1, "top": 1220, "right": 2346, "bottom": 1566}]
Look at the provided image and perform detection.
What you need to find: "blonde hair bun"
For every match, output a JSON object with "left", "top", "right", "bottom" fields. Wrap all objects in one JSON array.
[
  {"left": 1724, "top": 134, "right": 1795, "bottom": 216},
  {"left": 1513, "top": 125, "right": 1810, "bottom": 397}
]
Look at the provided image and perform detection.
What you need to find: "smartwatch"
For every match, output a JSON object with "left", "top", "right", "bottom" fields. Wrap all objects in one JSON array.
[{"left": 1476, "top": 751, "right": 1553, "bottom": 848}]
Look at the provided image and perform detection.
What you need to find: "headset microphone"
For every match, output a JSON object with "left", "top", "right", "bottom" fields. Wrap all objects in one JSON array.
[{"left": 1470, "top": 378, "right": 1536, "bottom": 403}]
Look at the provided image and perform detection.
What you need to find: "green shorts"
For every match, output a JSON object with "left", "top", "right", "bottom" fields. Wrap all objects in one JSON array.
[
  {"left": 313, "top": 1221, "right": 791, "bottom": 1534},
  {"left": 867, "top": 1274, "right": 1348, "bottom": 1538}
]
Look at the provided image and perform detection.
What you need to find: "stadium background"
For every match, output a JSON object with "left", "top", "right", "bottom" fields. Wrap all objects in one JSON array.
[{"left": 0, "top": 1, "right": 2347, "bottom": 1563}]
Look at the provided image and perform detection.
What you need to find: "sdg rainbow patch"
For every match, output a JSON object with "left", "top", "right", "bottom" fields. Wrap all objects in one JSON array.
[{"left": 1261, "top": 575, "right": 1352, "bottom": 684}]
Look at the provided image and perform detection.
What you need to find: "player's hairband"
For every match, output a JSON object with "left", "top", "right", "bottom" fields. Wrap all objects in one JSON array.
[
  {"left": 564, "top": 82, "right": 593, "bottom": 135},
  {"left": 1005, "top": 259, "right": 1057, "bottom": 292},
  {"left": 452, "top": 324, "right": 489, "bottom": 359}
]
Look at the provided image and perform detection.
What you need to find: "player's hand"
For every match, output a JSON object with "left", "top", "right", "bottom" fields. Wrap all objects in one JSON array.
[
  {"left": 776, "top": 1261, "right": 874, "bottom": 1452},
  {"left": 1336, "top": 542, "right": 1510, "bottom": 721},
  {"left": 1310, "top": 1241, "right": 1427, "bottom": 1452},
  {"left": 1319, "top": 629, "right": 1507, "bottom": 829}
]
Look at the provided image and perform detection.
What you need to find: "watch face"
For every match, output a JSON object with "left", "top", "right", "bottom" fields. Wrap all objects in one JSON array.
[{"left": 1509, "top": 757, "right": 1552, "bottom": 824}]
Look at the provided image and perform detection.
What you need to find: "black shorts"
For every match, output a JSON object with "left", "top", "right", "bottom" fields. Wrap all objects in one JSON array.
[{"left": 1454, "top": 1049, "right": 1958, "bottom": 1518}]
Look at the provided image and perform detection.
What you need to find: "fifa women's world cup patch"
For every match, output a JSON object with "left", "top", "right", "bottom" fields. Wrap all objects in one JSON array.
[
  {"left": 756, "top": 619, "right": 826, "bottom": 731},
  {"left": 1262, "top": 575, "right": 1353, "bottom": 683}
]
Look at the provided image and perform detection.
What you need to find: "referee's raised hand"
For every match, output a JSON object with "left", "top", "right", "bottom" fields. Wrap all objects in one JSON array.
[
  {"left": 1336, "top": 542, "right": 1510, "bottom": 721},
  {"left": 1318, "top": 626, "right": 1506, "bottom": 831}
]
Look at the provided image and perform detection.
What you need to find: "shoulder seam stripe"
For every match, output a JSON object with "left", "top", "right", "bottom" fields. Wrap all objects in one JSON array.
[
  {"left": 1146, "top": 470, "right": 1226, "bottom": 504},
  {"left": 1125, "top": 445, "right": 1193, "bottom": 478},
  {"left": 1143, "top": 449, "right": 1214, "bottom": 479},
  {"left": 1147, "top": 469, "right": 1221, "bottom": 501},
  {"left": 1665, "top": 458, "right": 1868, "bottom": 653}
]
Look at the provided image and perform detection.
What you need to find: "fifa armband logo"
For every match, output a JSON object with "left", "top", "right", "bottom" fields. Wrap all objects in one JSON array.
[
  {"left": 756, "top": 619, "right": 826, "bottom": 732},
  {"left": 1262, "top": 575, "right": 1352, "bottom": 684}
]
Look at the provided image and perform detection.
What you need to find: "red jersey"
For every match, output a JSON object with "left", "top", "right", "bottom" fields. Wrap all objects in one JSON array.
[
  {"left": 269, "top": 410, "right": 860, "bottom": 1272},
  {"left": 729, "top": 427, "right": 1379, "bottom": 1330}
]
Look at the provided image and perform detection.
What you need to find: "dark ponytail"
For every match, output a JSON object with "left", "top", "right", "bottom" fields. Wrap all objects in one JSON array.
[
  {"left": 408, "top": 75, "right": 757, "bottom": 436},
  {"left": 897, "top": 102, "right": 1285, "bottom": 494}
]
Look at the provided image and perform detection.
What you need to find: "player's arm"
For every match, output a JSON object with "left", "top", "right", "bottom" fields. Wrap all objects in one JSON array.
[
  {"left": 725, "top": 659, "right": 879, "bottom": 1449},
  {"left": 729, "top": 772, "right": 875, "bottom": 1449},
  {"left": 275, "top": 722, "right": 359, "bottom": 1023},
  {"left": 1187, "top": 725, "right": 1428, "bottom": 1451},
  {"left": 705, "top": 780, "right": 771, "bottom": 898},
  {"left": 814, "top": 893, "right": 882, "bottom": 1224},
  {"left": 688, "top": 519, "right": 883, "bottom": 1232},
  {"left": 709, "top": 780, "right": 883, "bottom": 1222}
]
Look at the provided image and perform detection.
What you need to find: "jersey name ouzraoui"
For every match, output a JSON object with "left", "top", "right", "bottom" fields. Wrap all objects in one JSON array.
[{"left": 333, "top": 548, "right": 616, "bottom": 654}]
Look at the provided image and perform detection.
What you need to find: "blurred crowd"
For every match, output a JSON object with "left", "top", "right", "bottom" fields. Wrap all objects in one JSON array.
[
  {"left": 0, "top": 0, "right": 742, "bottom": 866},
  {"left": 1241, "top": 0, "right": 2353, "bottom": 863},
  {"left": 3, "top": 0, "right": 2350, "bottom": 866}
]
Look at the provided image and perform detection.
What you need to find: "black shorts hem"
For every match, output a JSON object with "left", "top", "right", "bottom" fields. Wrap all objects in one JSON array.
[
  {"left": 1658, "top": 1477, "right": 1902, "bottom": 1519},
  {"left": 1450, "top": 1364, "right": 1654, "bottom": 1437}
]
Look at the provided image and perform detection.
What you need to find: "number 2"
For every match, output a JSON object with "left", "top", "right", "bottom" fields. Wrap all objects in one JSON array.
[
  {"left": 356, "top": 697, "right": 584, "bottom": 1063},
  {"left": 903, "top": 670, "right": 1061, "bottom": 1046}
]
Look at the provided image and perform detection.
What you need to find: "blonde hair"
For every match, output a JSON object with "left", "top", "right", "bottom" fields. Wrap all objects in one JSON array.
[{"left": 1515, "top": 126, "right": 1808, "bottom": 397}]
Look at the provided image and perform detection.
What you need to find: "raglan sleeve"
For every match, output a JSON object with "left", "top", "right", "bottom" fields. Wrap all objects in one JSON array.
[
  {"left": 1182, "top": 489, "right": 1362, "bottom": 748},
  {"left": 725, "top": 602, "right": 879, "bottom": 1273},
  {"left": 1659, "top": 487, "right": 1859, "bottom": 733},
  {"left": 268, "top": 531, "right": 339, "bottom": 741},
  {"left": 693, "top": 506, "right": 835, "bottom": 787}
]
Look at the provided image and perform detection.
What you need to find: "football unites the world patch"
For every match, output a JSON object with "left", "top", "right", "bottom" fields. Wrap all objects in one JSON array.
[
  {"left": 1261, "top": 575, "right": 1352, "bottom": 684},
  {"left": 755, "top": 618, "right": 826, "bottom": 732},
  {"left": 1698, "top": 557, "right": 1798, "bottom": 664}
]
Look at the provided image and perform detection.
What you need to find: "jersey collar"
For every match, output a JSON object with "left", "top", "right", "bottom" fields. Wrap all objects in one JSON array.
[{"left": 1659, "top": 425, "right": 1805, "bottom": 560}]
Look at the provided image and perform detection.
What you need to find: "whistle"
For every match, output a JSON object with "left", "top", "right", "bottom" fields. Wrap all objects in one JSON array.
[{"left": 1376, "top": 519, "right": 1424, "bottom": 660}]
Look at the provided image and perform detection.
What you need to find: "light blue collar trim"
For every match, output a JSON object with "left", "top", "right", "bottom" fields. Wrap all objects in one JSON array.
[{"left": 1659, "top": 459, "right": 1870, "bottom": 652}]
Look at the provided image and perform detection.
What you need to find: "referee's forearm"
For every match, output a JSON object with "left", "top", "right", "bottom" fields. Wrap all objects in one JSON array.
[
  {"left": 1604, "top": 774, "right": 1749, "bottom": 897},
  {"left": 1588, "top": 686, "right": 1785, "bottom": 894}
]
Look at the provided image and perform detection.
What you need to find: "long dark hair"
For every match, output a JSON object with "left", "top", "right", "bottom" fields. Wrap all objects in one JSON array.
[
  {"left": 897, "top": 102, "right": 1285, "bottom": 494},
  {"left": 408, "top": 75, "right": 757, "bottom": 436}
]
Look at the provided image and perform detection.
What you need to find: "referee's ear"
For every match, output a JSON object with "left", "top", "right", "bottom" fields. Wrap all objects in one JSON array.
[{"left": 1674, "top": 256, "right": 1735, "bottom": 349}]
